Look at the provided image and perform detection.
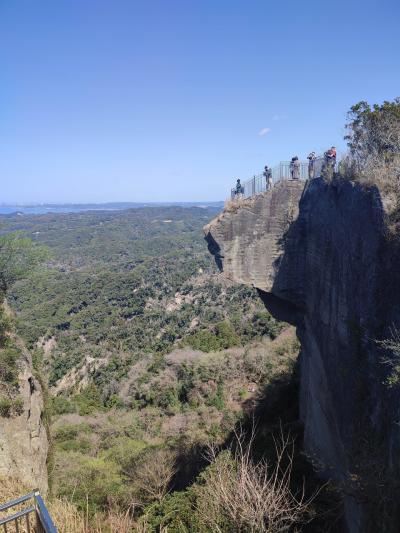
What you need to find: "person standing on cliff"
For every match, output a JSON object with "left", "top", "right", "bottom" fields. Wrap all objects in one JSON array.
[
  {"left": 235, "top": 178, "right": 243, "bottom": 197},
  {"left": 324, "top": 147, "right": 337, "bottom": 170},
  {"left": 307, "top": 152, "right": 316, "bottom": 179},
  {"left": 290, "top": 157, "right": 300, "bottom": 179},
  {"left": 330, "top": 146, "right": 337, "bottom": 169},
  {"left": 263, "top": 165, "right": 273, "bottom": 190}
]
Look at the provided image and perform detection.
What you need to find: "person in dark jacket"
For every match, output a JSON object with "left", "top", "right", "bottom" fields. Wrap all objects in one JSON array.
[
  {"left": 307, "top": 152, "right": 316, "bottom": 179},
  {"left": 235, "top": 178, "right": 243, "bottom": 197},
  {"left": 290, "top": 157, "right": 300, "bottom": 180},
  {"left": 263, "top": 165, "right": 273, "bottom": 190}
]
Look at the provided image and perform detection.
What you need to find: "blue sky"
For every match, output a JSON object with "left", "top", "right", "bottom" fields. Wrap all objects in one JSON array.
[{"left": 1, "top": 0, "right": 399, "bottom": 203}]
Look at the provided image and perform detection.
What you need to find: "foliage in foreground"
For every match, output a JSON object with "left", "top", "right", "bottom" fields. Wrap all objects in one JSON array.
[{"left": 2, "top": 421, "right": 314, "bottom": 533}]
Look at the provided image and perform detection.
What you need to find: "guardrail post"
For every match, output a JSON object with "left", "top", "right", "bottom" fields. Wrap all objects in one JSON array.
[{"left": 34, "top": 492, "right": 57, "bottom": 533}]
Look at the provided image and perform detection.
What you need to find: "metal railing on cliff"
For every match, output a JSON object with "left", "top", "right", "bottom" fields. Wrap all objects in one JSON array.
[
  {"left": 231, "top": 157, "right": 329, "bottom": 199},
  {"left": 0, "top": 490, "right": 57, "bottom": 532}
]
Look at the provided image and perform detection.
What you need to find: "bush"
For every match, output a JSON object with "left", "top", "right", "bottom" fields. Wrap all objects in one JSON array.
[
  {"left": 140, "top": 490, "right": 199, "bottom": 532},
  {"left": 207, "top": 381, "right": 225, "bottom": 410},
  {"left": 50, "top": 395, "right": 75, "bottom": 415},
  {"left": 193, "top": 430, "right": 312, "bottom": 532},
  {"left": 100, "top": 436, "right": 147, "bottom": 471},
  {"left": 56, "top": 454, "right": 123, "bottom": 512},
  {"left": 72, "top": 384, "right": 104, "bottom": 415},
  {"left": 0, "top": 307, "right": 12, "bottom": 347},
  {"left": 184, "top": 321, "right": 240, "bottom": 353},
  {"left": 124, "top": 446, "right": 177, "bottom": 505},
  {"left": 0, "top": 347, "right": 20, "bottom": 387},
  {"left": 0, "top": 396, "right": 23, "bottom": 418},
  {"left": 12, "top": 397, "right": 24, "bottom": 416},
  {"left": 377, "top": 326, "right": 400, "bottom": 387},
  {"left": 0, "top": 397, "right": 12, "bottom": 417}
]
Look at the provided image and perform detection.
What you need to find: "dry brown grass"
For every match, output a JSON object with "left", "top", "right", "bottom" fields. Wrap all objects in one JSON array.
[
  {"left": 222, "top": 195, "right": 256, "bottom": 216},
  {"left": 0, "top": 476, "right": 36, "bottom": 532},
  {"left": 47, "top": 498, "right": 87, "bottom": 532},
  {"left": 341, "top": 154, "right": 400, "bottom": 215},
  {"left": 224, "top": 196, "right": 245, "bottom": 212},
  {"left": 0, "top": 476, "right": 137, "bottom": 533},
  {"left": 50, "top": 500, "right": 137, "bottom": 532}
]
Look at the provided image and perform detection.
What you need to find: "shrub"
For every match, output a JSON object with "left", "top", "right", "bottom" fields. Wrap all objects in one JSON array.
[
  {"left": 0, "top": 396, "right": 24, "bottom": 418},
  {"left": 207, "top": 381, "right": 225, "bottom": 410},
  {"left": 193, "top": 430, "right": 312, "bottom": 532},
  {"left": 184, "top": 321, "right": 240, "bottom": 353},
  {"left": 378, "top": 326, "right": 400, "bottom": 387},
  {"left": 12, "top": 397, "right": 24, "bottom": 416},
  {"left": 0, "top": 346, "right": 20, "bottom": 386},
  {"left": 72, "top": 384, "right": 104, "bottom": 415},
  {"left": 124, "top": 446, "right": 177, "bottom": 505},
  {"left": 140, "top": 490, "right": 198, "bottom": 532},
  {"left": 56, "top": 455, "right": 123, "bottom": 512},
  {"left": 0, "top": 397, "right": 12, "bottom": 417},
  {"left": 0, "top": 307, "right": 12, "bottom": 347},
  {"left": 251, "top": 311, "right": 284, "bottom": 340},
  {"left": 57, "top": 437, "right": 92, "bottom": 454},
  {"left": 100, "top": 436, "right": 147, "bottom": 471},
  {"left": 50, "top": 395, "right": 75, "bottom": 415},
  {"left": 105, "top": 393, "right": 124, "bottom": 409}
]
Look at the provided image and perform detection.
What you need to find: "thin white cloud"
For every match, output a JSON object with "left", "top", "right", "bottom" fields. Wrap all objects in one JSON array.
[
  {"left": 258, "top": 127, "right": 271, "bottom": 136},
  {"left": 272, "top": 114, "right": 287, "bottom": 121}
]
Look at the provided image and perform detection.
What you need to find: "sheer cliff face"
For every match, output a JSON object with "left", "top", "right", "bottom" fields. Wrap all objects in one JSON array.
[
  {"left": 205, "top": 178, "right": 400, "bottom": 532},
  {"left": 0, "top": 339, "right": 48, "bottom": 494}
]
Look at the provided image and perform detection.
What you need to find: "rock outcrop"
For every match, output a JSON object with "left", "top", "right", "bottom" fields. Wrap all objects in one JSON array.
[
  {"left": 205, "top": 178, "right": 400, "bottom": 532},
  {"left": 0, "top": 336, "right": 49, "bottom": 494}
]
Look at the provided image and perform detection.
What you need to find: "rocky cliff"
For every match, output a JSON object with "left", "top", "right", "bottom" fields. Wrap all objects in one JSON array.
[
  {"left": 205, "top": 178, "right": 400, "bottom": 532},
  {"left": 0, "top": 332, "right": 49, "bottom": 494}
]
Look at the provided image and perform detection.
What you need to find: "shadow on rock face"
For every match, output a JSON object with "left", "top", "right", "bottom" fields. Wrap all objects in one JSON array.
[{"left": 204, "top": 230, "right": 223, "bottom": 271}]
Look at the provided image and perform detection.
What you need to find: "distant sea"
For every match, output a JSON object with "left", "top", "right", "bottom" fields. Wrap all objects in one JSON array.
[
  {"left": 0, "top": 201, "right": 223, "bottom": 216},
  {"left": 0, "top": 205, "right": 112, "bottom": 215}
]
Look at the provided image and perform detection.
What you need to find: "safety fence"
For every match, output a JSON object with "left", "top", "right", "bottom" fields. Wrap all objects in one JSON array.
[
  {"left": 0, "top": 490, "right": 57, "bottom": 532},
  {"left": 231, "top": 157, "right": 328, "bottom": 199}
]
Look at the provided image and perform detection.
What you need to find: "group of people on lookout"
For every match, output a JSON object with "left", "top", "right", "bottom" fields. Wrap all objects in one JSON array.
[{"left": 234, "top": 147, "right": 337, "bottom": 197}]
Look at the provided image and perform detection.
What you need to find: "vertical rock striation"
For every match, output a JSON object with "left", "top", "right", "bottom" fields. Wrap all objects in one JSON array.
[
  {"left": 205, "top": 178, "right": 400, "bottom": 532},
  {"left": 0, "top": 337, "right": 49, "bottom": 494}
]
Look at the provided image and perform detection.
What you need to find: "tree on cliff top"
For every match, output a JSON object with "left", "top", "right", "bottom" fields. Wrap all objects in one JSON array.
[
  {"left": 343, "top": 98, "right": 400, "bottom": 215},
  {"left": 345, "top": 98, "right": 400, "bottom": 164}
]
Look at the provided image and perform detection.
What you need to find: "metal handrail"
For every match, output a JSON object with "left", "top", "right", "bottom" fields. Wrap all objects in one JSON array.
[
  {"left": 0, "top": 490, "right": 57, "bottom": 533},
  {"left": 231, "top": 156, "right": 336, "bottom": 199},
  {"left": 0, "top": 492, "right": 37, "bottom": 513}
]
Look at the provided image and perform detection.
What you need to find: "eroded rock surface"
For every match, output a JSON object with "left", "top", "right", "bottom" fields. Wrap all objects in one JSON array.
[
  {"left": 0, "top": 338, "right": 48, "bottom": 494},
  {"left": 205, "top": 178, "right": 400, "bottom": 532}
]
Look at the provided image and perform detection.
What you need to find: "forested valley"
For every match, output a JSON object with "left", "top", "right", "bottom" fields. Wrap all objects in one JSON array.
[{"left": 0, "top": 206, "right": 325, "bottom": 531}]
